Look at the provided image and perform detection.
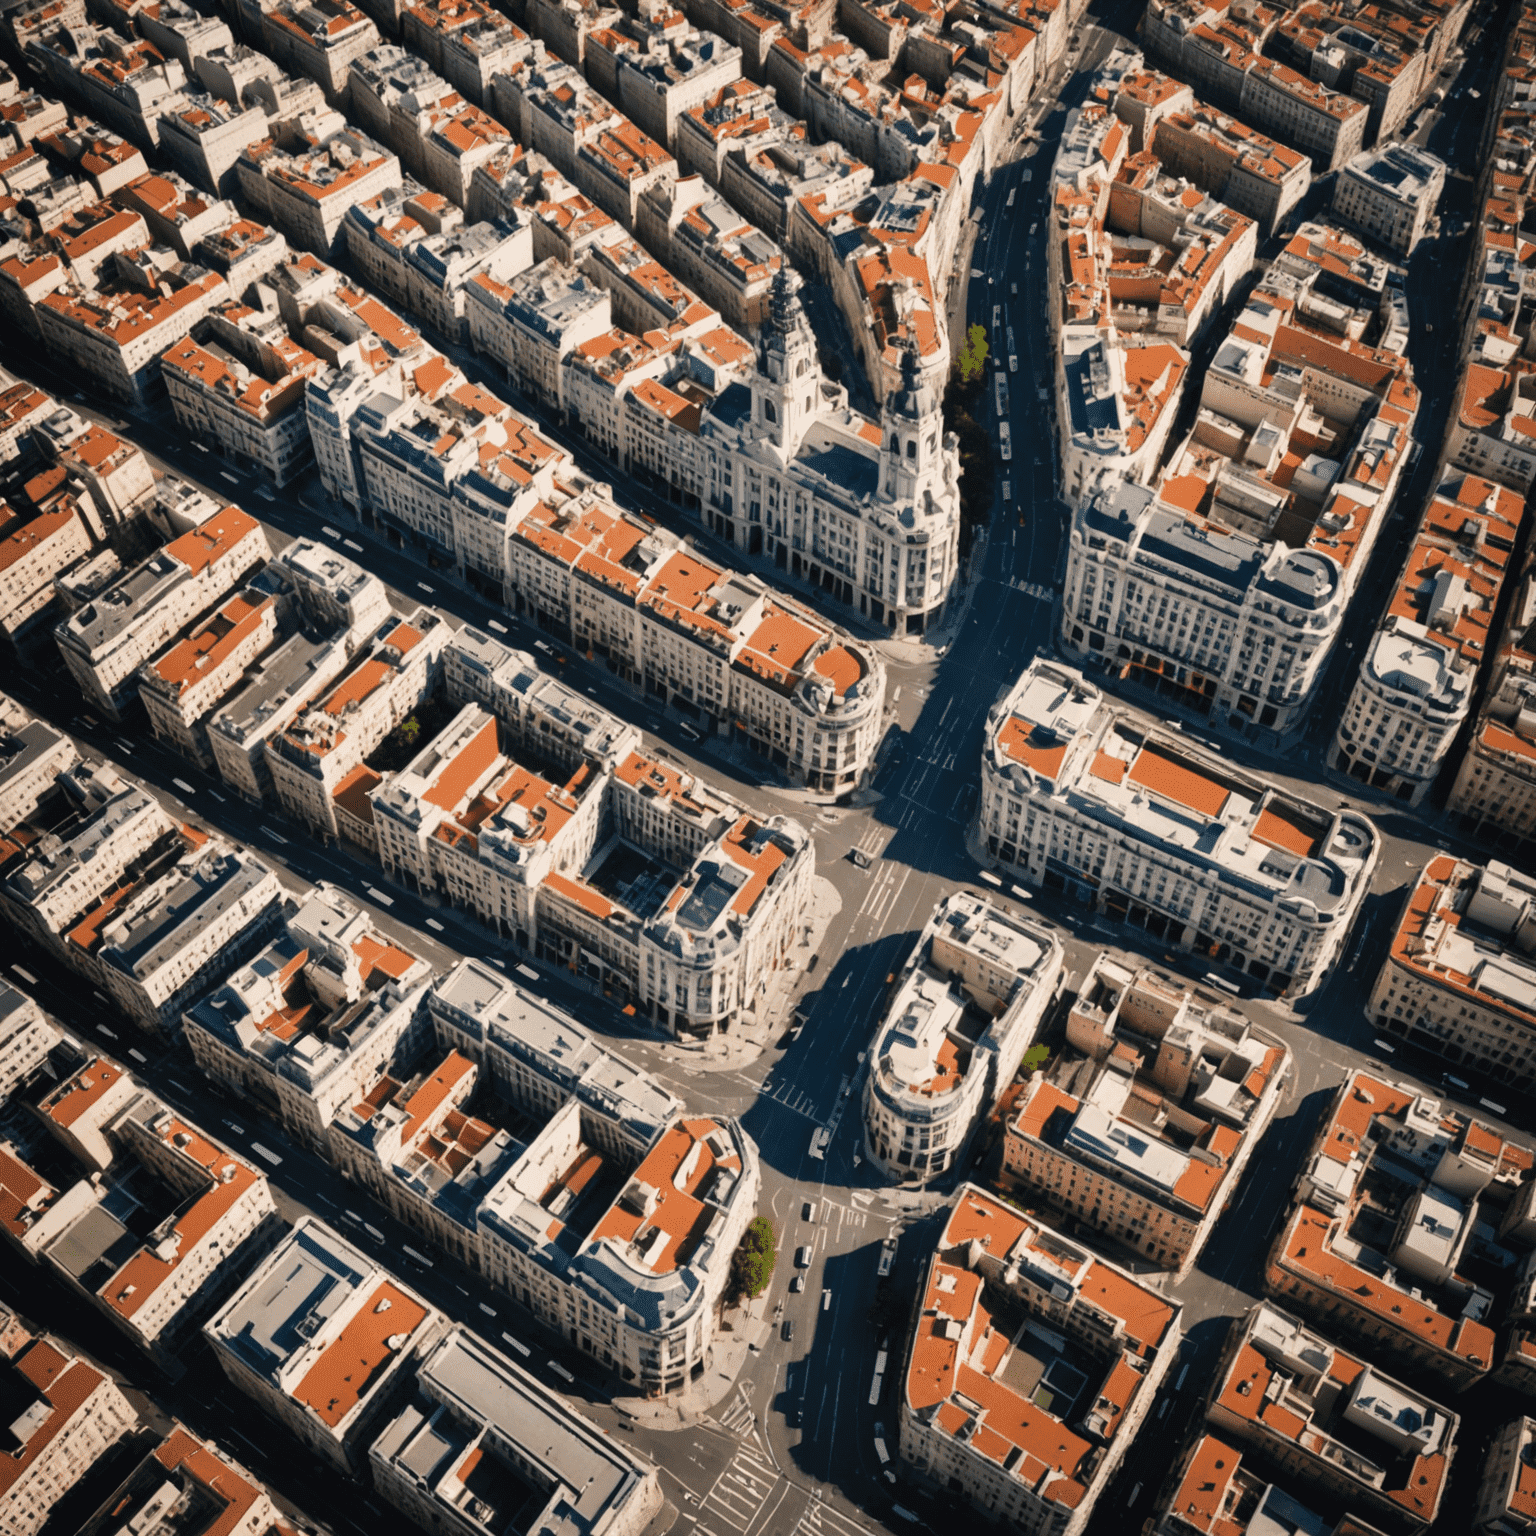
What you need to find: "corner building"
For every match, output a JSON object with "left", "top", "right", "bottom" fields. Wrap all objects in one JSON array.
[{"left": 980, "top": 660, "right": 1378, "bottom": 996}]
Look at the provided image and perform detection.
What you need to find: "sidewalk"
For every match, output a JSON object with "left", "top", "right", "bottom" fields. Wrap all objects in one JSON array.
[
  {"left": 612, "top": 1306, "right": 774, "bottom": 1429},
  {"left": 670, "top": 873, "right": 844, "bottom": 1072}
]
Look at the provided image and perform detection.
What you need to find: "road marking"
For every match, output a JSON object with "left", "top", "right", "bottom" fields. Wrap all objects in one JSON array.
[
  {"left": 172, "top": 777, "right": 196, "bottom": 794},
  {"left": 367, "top": 886, "right": 394, "bottom": 907},
  {"left": 250, "top": 1142, "right": 283, "bottom": 1165},
  {"left": 343, "top": 539, "right": 363, "bottom": 552},
  {"left": 426, "top": 918, "right": 444, "bottom": 931},
  {"left": 487, "top": 618, "right": 507, "bottom": 632},
  {"left": 322, "top": 526, "right": 340, "bottom": 538},
  {"left": 220, "top": 471, "right": 239, "bottom": 484}
]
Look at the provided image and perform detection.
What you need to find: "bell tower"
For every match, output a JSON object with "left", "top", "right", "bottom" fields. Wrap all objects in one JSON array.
[
  {"left": 750, "top": 268, "right": 820, "bottom": 462},
  {"left": 879, "top": 336, "right": 943, "bottom": 504}
]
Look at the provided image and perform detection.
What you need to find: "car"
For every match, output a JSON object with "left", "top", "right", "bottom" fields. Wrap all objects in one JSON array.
[
  {"left": 790, "top": 1275, "right": 805, "bottom": 1292},
  {"left": 678, "top": 720, "right": 701, "bottom": 742},
  {"left": 795, "top": 1245, "right": 812, "bottom": 1267},
  {"left": 849, "top": 847, "right": 872, "bottom": 869},
  {"left": 803, "top": 1201, "right": 818, "bottom": 1222},
  {"left": 807, "top": 953, "right": 820, "bottom": 972},
  {"left": 782, "top": 1320, "right": 795, "bottom": 1342},
  {"left": 821, "top": 1288, "right": 832, "bottom": 1312}
]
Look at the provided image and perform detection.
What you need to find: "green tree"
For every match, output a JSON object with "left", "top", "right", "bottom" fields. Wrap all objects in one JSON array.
[
  {"left": 728, "top": 1216, "right": 776, "bottom": 1300},
  {"left": 956, "top": 324, "right": 990, "bottom": 384}
]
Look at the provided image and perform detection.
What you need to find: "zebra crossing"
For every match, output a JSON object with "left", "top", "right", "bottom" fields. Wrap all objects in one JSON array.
[
  {"left": 1009, "top": 578, "right": 1052, "bottom": 599},
  {"left": 791, "top": 1492, "right": 888, "bottom": 1536},
  {"left": 716, "top": 1384, "right": 758, "bottom": 1437},
  {"left": 692, "top": 1442, "right": 781, "bottom": 1536}
]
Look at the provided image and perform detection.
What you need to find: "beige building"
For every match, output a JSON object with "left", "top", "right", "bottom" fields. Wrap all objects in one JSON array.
[
  {"left": 235, "top": 128, "right": 401, "bottom": 258},
  {"left": 139, "top": 580, "right": 285, "bottom": 764},
  {"left": 0, "top": 501, "right": 94, "bottom": 643},
  {"left": 1207, "top": 1303, "right": 1456, "bottom": 1531},
  {"left": 182, "top": 882, "right": 434, "bottom": 1151},
  {"left": 1264, "top": 1067, "right": 1524, "bottom": 1392},
  {"left": 1334, "top": 476, "right": 1521, "bottom": 804},
  {"left": 1447, "top": 363, "right": 1536, "bottom": 496},
  {"left": 1332, "top": 143, "right": 1445, "bottom": 255},
  {"left": 2, "top": 764, "right": 177, "bottom": 949},
  {"left": 1473, "top": 1417, "right": 1536, "bottom": 1536},
  {"left": 0, "top": 707, "right": 77, "bottom": 830},
  {"left": 371, "top": 1328, "right": 664, "bottom": 1536},
  {"left": 55, "top": 505, "right": 270, "bottom": 718},
  {"left": 981, "top": 660, "right": 1379, "bottom": 997},
  {"left": 264, "top": 607, "right": 445, "bottom": 839},
  {"left": 863, "top": 891, "right": 1064, "bottom": 1183},
  {"left": 205, "top": 1217, "right": 444, "bottom": 1472},
  {"left": 70, "top": 834, "right": 287, "bottom": 1033},
  {"left": 32, "top": 1088, "right": 279, "bottom": 1368},
  {"left": 1003, "top": 955, "right": 1288, "bottom": 1276},
  {"left": 899, "top": 1184, "right": 1180, "bottom": 1535},
  {"left": 1369, "top": 857, "right": 1536, "bottom": 1090},
  {"left": 1153, "top": 1432, "right": 1395, "bottom": 1536},
  {"left": 0, "top": 1330, "right": 139, "bottom": 1536},
  {"left": 0, "top": 980, "right": 59, "bottom": 1105}
]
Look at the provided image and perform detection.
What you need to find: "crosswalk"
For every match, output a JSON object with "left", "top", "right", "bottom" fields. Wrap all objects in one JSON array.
[
  {"left": 1010, "top": 579, "right": 1052, "bottom": 599},
  {"left": 693, "top": 1442, "right": 780, "bottom": 1536},
  {"left": 792, "top": 1494, "right": 888, "bottom": 1536},
  {"left": 717, "top": 1385, "right": 758, "bottom": 1437}
]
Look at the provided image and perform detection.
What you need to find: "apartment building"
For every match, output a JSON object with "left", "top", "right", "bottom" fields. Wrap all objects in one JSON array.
[
  {"left": 371, "top": 1328, "right": 664, "bottom": 1536},
  {"left": 33, "top": 1053, "right": 141, "bottom": 1173},
  {"left": 1264, "top": 1067, "right": 1529, "bottom": 1391},
  {"left": 1003, "top": 954, "right": 1288, "bottom": 1277},
  {"left": 0, "top": 1332, "right": 139, "bottom": 1536},
  {"left": 1207, "top": 1303, "right": 1456, "bottom": 1532},
  {"left": 899, "top": 1184, "right": 1180, "bottom": 1535},
  {"left": 1154, "top": 1432, "right": 1397, "bottom": 1536},
  {"left": 29, "top": 1088, "right": 279, "bottom": 1368},
  {"left": 464, "top": 257, "right": 611, "bottom": 408},
  {"left": 138, "top": 577, "right": 286, "bottom": 763},
  {"left": 183, "top": 881, "right": 434, "bottom": 1150},
  {"left": 76, "top": 1427, "right": 297, "bottom": 1536},
  {"left": 0, "top": 981, "right": 59, "bottom": 1104},
  {"left": 235, "top": 127, "right": 401, "bottom": 258},
  {"left": 1499, "top": 1249, "right": 1536, "bottom": 1398},
  {"left": 1146, "top": 102, "right": 1311, "bottom": 237},
  {"left": 1369, "top": 857, "right": 1536, "bottom": 1091},
  {"left": 440, "top": 624, "right": 640, "bottom": 774},
  {"left": 329, "top": 1016, "right": 757, "bottom": 1391},
  {"left": 264, "top": 607, "right": 445, "bottom": 838},
  {"left": 160, "top": 315, "right": 326, "bottom": 485},
  {"left": 75, "top": 835, "right": 286, "bottom": 1032},
  {"left": 55, "top": 505, "right": 270, "bottom": 718},
  {"left": 421, "top": 959, "right": 754, "bottom": 1390},
  {"left": 863, "top": 891, "right": 1064, "bottom": 1183},
  {"left": 1333, "top": 475, "right": 1522, "bottom": 804},
  {"left": 1473, "top": 1417, "right": 1536, "bottom": 1536},
  {"left": 1, "top": 764, "right": 177, "bottom": 948},
  {"left": 1447, "top": 362, "right": 1536, "bottom": 495},
  {"left": 0, "top": 500, "right": 94, "bottom": 644},
  {"left": 158, "top": 90, "right": 271, "bottom": 193},
  {"left": 368, "top": 700, "right": 604, "bottom": 910},
  {"left": 0, "top": 707, "right": 76, "bottom": 829},
  {"left": 206, "top": 1217, "right": 443, "bottom": 1471},
  {"left": 245, "top": 0, "right": 381, "bottom": 99},
  {"left": 1241, "top": 59, "right": 1368, "bottom": 172},
  {"left": 32, "top": 259, "right": 231, "bottom": 407},
  {"left": 588, "top": 24, "right": 743, "bottom": 150},
  {"left": 1332, "top": 143, "right": 1445, "bottom": 255},
  {"left": 981, "top": 660, "right": 1379, "bottom": 997}
]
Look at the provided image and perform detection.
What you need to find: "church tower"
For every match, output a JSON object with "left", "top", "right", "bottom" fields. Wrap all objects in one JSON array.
[
  {"left": 878, "top": 335, "right": 945, "bottom": 504},
  {"left": 750, "top": 268, "right": 820, "bottom": 463}
]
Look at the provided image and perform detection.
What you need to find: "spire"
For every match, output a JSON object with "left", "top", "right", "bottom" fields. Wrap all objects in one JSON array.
[
  {"left": 886, "top": 332, "right": 934, "bottom": 423},
  {"left": 768, "top": 266, "right": 796, "bottom": 336}
]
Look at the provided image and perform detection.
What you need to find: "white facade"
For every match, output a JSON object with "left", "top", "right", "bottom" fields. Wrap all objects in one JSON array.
[
  {"left": 980, "top": 660, "right": 1378, "bottom": 997},
  {"left": 205, "top": 1217, "right": 443, "bottom": 1472},
  {"left": 863, "top": 892, "right": 1064, "bottom": 1183},
  {"left": 1332, "top": 143, "right": 1446, "bottom": 255},
  {"left": 0, "top": 981, "right": 59, "bottom": 1105},
  {"left": 0, "top": 1333, "right": 139, "bottom": 1536},
  {"left": 54, "top": 506, "right": 271, "bottom": 718}
]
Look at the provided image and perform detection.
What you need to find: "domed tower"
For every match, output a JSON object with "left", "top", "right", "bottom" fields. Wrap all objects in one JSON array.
[
  {"left": 750, "top": 268, "right": 819, "bottom": 462},
  {"left": 879, "top": 335, "right": 945, "bottom": 504}
]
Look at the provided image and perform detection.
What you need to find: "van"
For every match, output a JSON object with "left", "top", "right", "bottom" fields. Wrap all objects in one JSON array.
[
  {"left": 795, "top": 1245, "right": 812, "bottom": 1267},
  {"left": 803, "top": 1201, "right": 818, "bottom": 1223}
]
